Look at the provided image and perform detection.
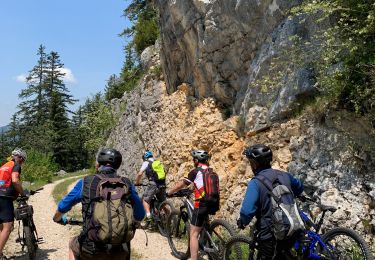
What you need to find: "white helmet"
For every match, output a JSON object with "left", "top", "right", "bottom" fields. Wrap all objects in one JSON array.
[{"left": 12, "top": 148, "right": 27, "bottom": 161}]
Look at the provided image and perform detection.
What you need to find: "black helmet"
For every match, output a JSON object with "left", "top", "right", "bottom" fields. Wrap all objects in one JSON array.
[
  {"left": 243, "top": 144, "right": 272, "bottom": 165},
  {"left": 97, "top": 148, "right": 122, "bottom": 169},
  {"left": 192, "top": 150, "right": 209, "bottom": 162}
]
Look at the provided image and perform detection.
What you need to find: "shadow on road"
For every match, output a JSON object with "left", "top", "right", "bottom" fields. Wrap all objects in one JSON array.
[{"left": 9, "top": 248, "right": 58, "bottom": 259}]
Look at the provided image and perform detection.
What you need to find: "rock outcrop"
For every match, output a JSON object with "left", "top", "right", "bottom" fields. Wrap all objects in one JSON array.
[{"left": 108, "top": 0, "right": 375, "bottom": 244}]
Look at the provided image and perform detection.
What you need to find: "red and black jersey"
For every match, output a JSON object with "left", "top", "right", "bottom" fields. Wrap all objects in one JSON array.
[{"left": 183, "top": 163, "right": 208, "bottom": 208}]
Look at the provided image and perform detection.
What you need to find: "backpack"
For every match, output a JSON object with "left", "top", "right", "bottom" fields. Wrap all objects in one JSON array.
[
  {"left": 146, "top": 160, "right": 166, "bottom": 182},
  {"left": 200, "top": 167, "right": 220, "bottom": 215},
  {"left": 255, "top": 175, "right": 305, "bottom": 240},
  {"left": 85, "top": 175, "right": 135, "bottom": 245}
]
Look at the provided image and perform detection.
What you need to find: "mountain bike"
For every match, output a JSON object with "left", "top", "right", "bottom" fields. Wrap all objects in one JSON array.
[
  {"left": 14, "top": 188, "right": 44, "bottom": 260},
  {"left": 167, "top": 188, "right": 238, "bottom": 259},
  {"left": 224, "top": 194, "right": 373, "bottom": 260},
  {"left": 135, "top": 183, "right": 176, "bottom": 236}
]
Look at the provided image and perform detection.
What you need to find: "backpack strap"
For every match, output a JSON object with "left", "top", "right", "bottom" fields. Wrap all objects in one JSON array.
[{"left": 254, "top": 175, "right": 281, "bottom": 204}]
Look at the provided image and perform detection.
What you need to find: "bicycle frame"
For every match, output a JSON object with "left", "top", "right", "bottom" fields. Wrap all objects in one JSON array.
[
  {"left": 179, "top": 196, "right": 220, "bottom": 254},
  {"left": 295, "top": 206, "right": 337, "bottom": 259}
]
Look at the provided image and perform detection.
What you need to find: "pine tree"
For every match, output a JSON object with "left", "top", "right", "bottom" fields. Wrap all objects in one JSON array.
[
  {"left": 70, "top": 106, "right": 89, "bottom": 170},
  {"left": 45, "top": 51, "right": 76, "bottom": 168},
  {"left": 16, "top": 45, "right": 50, "bottom": 151}
]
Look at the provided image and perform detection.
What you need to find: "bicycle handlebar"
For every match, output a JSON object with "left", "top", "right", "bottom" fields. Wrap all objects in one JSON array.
[
  {"left": 67, "top": 218, "right": 83, "bottom": 226},
  {"left": 170, "top": 189, "right": 193, "bottom": 198}
]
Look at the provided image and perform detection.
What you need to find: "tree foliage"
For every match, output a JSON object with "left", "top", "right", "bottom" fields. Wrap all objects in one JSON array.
[{"left": 292, "top": 0, "right": 375, "bottom": 123}]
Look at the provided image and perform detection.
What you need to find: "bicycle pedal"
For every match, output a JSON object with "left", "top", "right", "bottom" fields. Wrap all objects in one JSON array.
[{"left": 37, "top": 238, "right": 45, "bottom": 244}]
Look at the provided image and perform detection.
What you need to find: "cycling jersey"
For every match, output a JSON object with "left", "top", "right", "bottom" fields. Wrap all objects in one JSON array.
[
  {"left": 183, "top": 163, "right": 208, "bottom": 208},
  {"left": 0, "top": 160, "right": 21, "bottom": 198}
]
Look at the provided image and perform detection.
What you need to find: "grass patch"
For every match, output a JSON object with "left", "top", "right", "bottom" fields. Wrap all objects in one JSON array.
[
  {"left": 52, "top": 176, "right": 85, "bottom": 204},
  {"left": 22, "top": 170, "right": 93, "bottom": 192}
]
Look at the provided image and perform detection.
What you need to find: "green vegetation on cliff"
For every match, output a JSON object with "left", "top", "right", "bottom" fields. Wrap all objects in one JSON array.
[{"left": 293, "top": 0, "right": 375, "bottom": 123}]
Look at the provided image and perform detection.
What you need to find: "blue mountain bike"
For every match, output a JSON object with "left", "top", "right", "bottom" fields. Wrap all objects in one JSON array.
[{"left": 224, "top": 195, "right": 373, "bottom": 260}]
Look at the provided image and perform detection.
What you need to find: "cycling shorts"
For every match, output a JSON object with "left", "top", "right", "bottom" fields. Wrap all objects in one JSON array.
[
  {"left": 0, "top": 197, "right": 14, "bottom": 223},
  {"left": 191, "top": 207, "right": 208, "bottom": 227},
  {"left": 143, "top": 184, "right": 166, "bottom": 204}
]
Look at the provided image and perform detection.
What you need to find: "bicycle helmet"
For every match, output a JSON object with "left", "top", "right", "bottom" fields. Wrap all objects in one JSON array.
[
  {"left": 12, "top": 148, "right": 27, "bottom": 161},
  {"left": 143, "top": 151, "right": 153, "bottom": 160},
  {"left": 243, "top": 144, "right": 272, "bottom": 165},
  {"left": 192, "top": 150, "right": 209, "bottom": 162},
  {"left": 97, "top": 148, "right": 122, "bottom": 169}
]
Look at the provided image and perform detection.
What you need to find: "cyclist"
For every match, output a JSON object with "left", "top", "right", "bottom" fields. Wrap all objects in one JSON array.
[
  {"left": 167, "top": 150, "right": 213, "bottom": 260},
  {"left": 0, "top": 148, "right": 27, "bottom": 260},
  {"left": 237, "top": 144, "right": 304, "bottom": 260},
  {"left": 53, "top": 148, "right": 145, "bottom": 260},
  {"left": 135, "top": 150, "right": 166, "bottom": 227}
]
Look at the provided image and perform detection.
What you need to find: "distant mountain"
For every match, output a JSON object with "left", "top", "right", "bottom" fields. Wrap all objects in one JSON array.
[{"left": 0, "top": 125, "right": 9, "bottom": 133}]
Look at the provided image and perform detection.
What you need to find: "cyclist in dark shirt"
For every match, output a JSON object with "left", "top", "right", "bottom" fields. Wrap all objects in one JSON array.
[
  {"left": 0, "top": 148, "right": 27, "bottom": 260},
  {"left": 237, "top": 144, "right": 304, "bottom": 259}
]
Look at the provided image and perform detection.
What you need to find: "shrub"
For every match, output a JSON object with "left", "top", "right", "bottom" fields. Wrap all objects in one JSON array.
[{"left": 22, "top": 149, "right": 57, "bottom": 183}]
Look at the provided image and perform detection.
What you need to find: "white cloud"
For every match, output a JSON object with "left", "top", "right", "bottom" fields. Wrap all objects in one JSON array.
[
  {"left": 15, "top": 67, "right": 77, "bottom": 84},
  {"left": 60, "top": 67, "right": 77, "bottom": 84},
  {"left": 16, "top": 74, "right": 27, "bottom": 83}
]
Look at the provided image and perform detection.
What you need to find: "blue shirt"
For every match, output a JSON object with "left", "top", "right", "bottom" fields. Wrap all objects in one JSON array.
[
  {"left": 57, "top": 178, "right": 145, "bottom": 221},
  {"left": 239, "top": 168, "right": 304, "bottom": 226}
]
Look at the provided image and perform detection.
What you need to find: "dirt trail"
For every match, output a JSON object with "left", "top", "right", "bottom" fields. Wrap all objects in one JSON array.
[{"left": 3, "top": 178, "right": 176, "bottom": 260}]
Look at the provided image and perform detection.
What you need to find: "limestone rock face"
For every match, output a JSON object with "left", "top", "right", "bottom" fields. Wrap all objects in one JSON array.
[
  {"left": 156, "top": 0, "right": 325, "bottom": 124},
  {"left": 108, "top": 66, "right": 374, "bottom": 242}
]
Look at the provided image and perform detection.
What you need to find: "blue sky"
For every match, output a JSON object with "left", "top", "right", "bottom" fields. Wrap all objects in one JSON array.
[{"left": 0, "top": 0, "right": 131, "bottom": 126}]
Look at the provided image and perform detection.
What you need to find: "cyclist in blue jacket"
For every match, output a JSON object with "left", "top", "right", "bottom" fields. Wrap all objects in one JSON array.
[
  {"left": 237, "top": 144, "right": 304, "bottom": 260},
  {"left": 53, "top": 148, "right": 145, "bottom": 260}
]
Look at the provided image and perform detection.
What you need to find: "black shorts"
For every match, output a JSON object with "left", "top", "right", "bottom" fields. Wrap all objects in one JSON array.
[
  {"left": 191, "top": 207, "right": 208, "bottom": 227},
  {"left": 0, "top": 197, "right": 14, "bottom": 223}
]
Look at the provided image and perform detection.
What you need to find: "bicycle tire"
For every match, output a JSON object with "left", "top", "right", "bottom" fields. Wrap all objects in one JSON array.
[
  {"left": 167, "top": 210, "right": 190, "bottom": 259},
  {"left": 24, "top": 225, "right": 37, "bottom": 260},
  {"left": 224, "top": 235, "right": 256, "bottom": 260},
  {"left": 208, "top": 219, "right": 238, "bottom": 259},
  {"left": 321, "top": 227, "right": 373, "bottom": 260},
  {"left": 157, "top": 200, "right": 176, "bottom": 237}
]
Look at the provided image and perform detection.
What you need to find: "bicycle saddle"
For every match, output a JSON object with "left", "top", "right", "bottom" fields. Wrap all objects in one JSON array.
[{"left": 319, "top": 204, "right": 337, "bottom": 212}]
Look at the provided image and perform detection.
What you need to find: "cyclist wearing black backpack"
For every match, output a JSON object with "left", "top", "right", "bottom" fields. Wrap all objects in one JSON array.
[
  {"left": 53, "top": 148, "right": 145, "bottom": 260},
  {"left": 135, "top": 150, "right": 166, "bottom": 227},
  {"left": 167, "top": 150, "right": 220, "bottom": 260},
  {"left": 237, "top": 144, "right": 304, "bottom": 260}
]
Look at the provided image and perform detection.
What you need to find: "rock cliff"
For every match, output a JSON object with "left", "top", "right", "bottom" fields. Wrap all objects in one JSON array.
[{"left": 108, "top": 0, "right": 375, "bottom": 243}]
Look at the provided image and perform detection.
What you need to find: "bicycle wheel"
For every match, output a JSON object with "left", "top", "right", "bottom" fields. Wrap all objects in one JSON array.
[
  {"left": 207, "top": 219, "right": 238, "bottom": 259},
  {"left": 167, "top": 210, "right": 190, "bottom": 259},
  {"left": 158, "top": 200, "right": 176, "bottom": 237},
  {"left": 23, "top": 225, "right": 37, "bottom": 260},
  {"left": 322, "top": 227, "right": 373, "bottom": 260},
  {"left": 224, "top": 235, "right": 256, "bottom": 260}
]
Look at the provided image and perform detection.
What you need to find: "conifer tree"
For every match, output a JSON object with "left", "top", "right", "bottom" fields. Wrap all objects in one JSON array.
[
  {"left": 16, "top": 45, "right": 50, "bottom": 151},
  {"left": 45, "top": 51, "right": 76, "bottom": 168}
]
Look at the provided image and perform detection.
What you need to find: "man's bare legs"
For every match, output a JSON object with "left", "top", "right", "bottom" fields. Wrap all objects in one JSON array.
[
  {"left": 190, "top": 224, "right": 202, "bottom": 260},
  {"left": 0, "top": 222, "right": 14, "bottom": 256}
]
